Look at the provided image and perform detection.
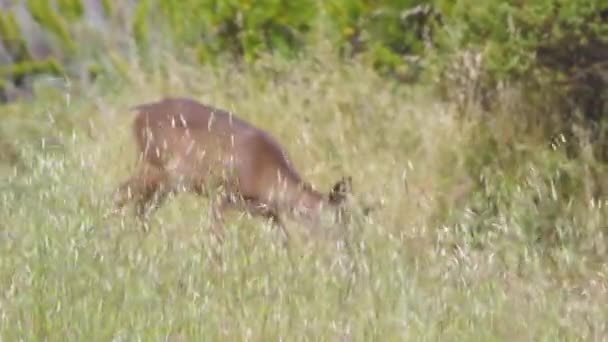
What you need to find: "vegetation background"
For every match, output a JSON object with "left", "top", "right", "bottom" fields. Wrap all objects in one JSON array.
[{"left": 1, "top": 0, "right": 607, "bottom": 339}]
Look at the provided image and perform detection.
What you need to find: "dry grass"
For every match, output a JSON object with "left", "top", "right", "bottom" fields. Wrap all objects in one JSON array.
[{"left": 1, "top": 51, "right": 607, "bottom": 340}]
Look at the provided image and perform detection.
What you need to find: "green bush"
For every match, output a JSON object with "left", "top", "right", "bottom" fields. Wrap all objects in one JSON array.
[
  {"left": 0, "top": 0, "right": 439, "bottom": 89},
  {"left": 433, "top": 0, "right": 608, "bottom": 124},
  {"left": 57, "top": 0, "right": 84, "bottom": 22},
  {"left": 134, "top": 0, "right": 438, "bottom": 75},
  {"left": 324, "top": 0, "right": 438, "bottom": 78},
  {"left": 0, "top": 8, "right": 66, "bottom": 98},
  {"left": 0, "top": 12, "right": 30, "bottom": 61},
  {"left": 27, "top": 0, "right": 77, "bottom": 54},
  {"left": 144, "top": 0, "right": 317, "bottom": 62}
]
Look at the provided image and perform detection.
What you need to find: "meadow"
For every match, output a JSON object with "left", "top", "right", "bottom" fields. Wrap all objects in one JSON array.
[{"left": 1, "top": 43, "right": 606, "bottom": 340}]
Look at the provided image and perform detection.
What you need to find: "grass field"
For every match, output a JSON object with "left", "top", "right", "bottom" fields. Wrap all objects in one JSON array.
[{"left": 1, "top": 51, "right": 607, "bottom": 340}]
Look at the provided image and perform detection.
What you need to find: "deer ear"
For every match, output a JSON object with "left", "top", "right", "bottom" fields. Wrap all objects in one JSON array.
[{"left": 329, "top": 176, "right": 352, "bottom": 204}]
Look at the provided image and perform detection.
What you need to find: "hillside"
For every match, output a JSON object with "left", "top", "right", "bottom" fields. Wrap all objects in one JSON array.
[{"left": 1, "top": 0, "right": 607, "bottom": 340}]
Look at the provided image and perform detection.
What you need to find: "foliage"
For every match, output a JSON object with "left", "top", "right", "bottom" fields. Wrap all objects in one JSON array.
[
  {"left": 0, "top": 0, "right": 606, "bottom": 90},
  {"left": 0, "top": 58, "right": 63, "bottom": 86},
  {"left": 27, "top": 0, "right": 77, "bottom": 54},
  {"left": 324, "top": 0, "right": 438, "bottom": 78},
  {"left": 57, "top": 0, "right": 84, "bottom": 22},
  {"left": 132, "top": 0, "right": 153, "bottom": 51},
  {"left": 0, "top": 7, "right": 65, "bottom": 99},
  {"left": 0, "top": 11, "right": 30, "bottom": 61},
  {"left": 433, "top": 0, "right": 608, "bottom": 129},
  {"left": 147, "top": 0, "right": 317, "bottom": 62}
]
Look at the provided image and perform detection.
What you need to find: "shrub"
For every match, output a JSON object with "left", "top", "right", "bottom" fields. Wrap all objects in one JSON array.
[
  {"left": 324, "top": 0, "right": 439, "bottom": 80},
  {"left": 432, "top": 0, "right": 608, "bottom": 151},
  {"left": 0, "top": 9, "right": 64, "bottom": 98},
  {"left": 27, "top": 0, "right": 77, "bottom": 54},
  {"left": 142, "top": 0, "right": 318, "bottom": 63}
]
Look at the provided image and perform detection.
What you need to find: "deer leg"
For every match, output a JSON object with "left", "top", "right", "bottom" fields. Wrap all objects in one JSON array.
[
  {"left": 134, "top": 183, "right": 170, "bottom": 231},
  {"left": 191, "top": 181, "right": 231, "bottom": 244},
  {"left": 114, "top": 164, "right": 160, "bottom": 208},
  {"left": 207, "top": 195, "right": 237, "bottom": 244},
  {"left": 113, "top": 164, "right": 169, "bottom": 231},
  {"left": 270, "top": 212, "right": 290, "bottom": 247},
  {"left": 241, "top": 198, "right": 290, "bottom": 246},
  {"left": 113, "top": 175, "right": 142, "bottom": 213}
]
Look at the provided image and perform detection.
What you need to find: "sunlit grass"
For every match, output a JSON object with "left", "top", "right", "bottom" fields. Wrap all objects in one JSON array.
[{"left": 1, "top": 51, "right": 607, "bottom": 340}]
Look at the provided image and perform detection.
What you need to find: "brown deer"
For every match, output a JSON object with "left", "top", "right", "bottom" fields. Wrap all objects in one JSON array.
[{"left": 112, "top": 97, "right": 352, "bottom": 243}]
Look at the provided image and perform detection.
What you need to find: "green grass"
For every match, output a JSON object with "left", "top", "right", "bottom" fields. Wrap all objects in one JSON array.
[{"left": 1, "top": 51, "right": 607, "bottom": 340}]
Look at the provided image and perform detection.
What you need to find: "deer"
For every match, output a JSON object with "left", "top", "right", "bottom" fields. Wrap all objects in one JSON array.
[{"left": 112, "top": 97, "right": 353, "bottom": 244}]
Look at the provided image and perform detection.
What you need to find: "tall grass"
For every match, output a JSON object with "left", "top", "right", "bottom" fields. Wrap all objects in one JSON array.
[{"left": 1, "top": 49, "right": 607, "bottom": 340}]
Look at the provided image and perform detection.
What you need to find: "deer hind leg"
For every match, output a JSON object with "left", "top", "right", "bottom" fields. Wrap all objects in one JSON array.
[
  {"left": 190, "top": 178, "right": 229, "bottom": 244},
  {"left": 113, "top": 164, "right": 170, "bottom": 231},
  {"left": 113, "top": 175, "right": 142, "bottom": 213},
  {"left": 134, "top": 182, "right": 170, "bottom": 230},
  {"left": 206, "top": 194, "right": 239, "bottom": 244}
]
